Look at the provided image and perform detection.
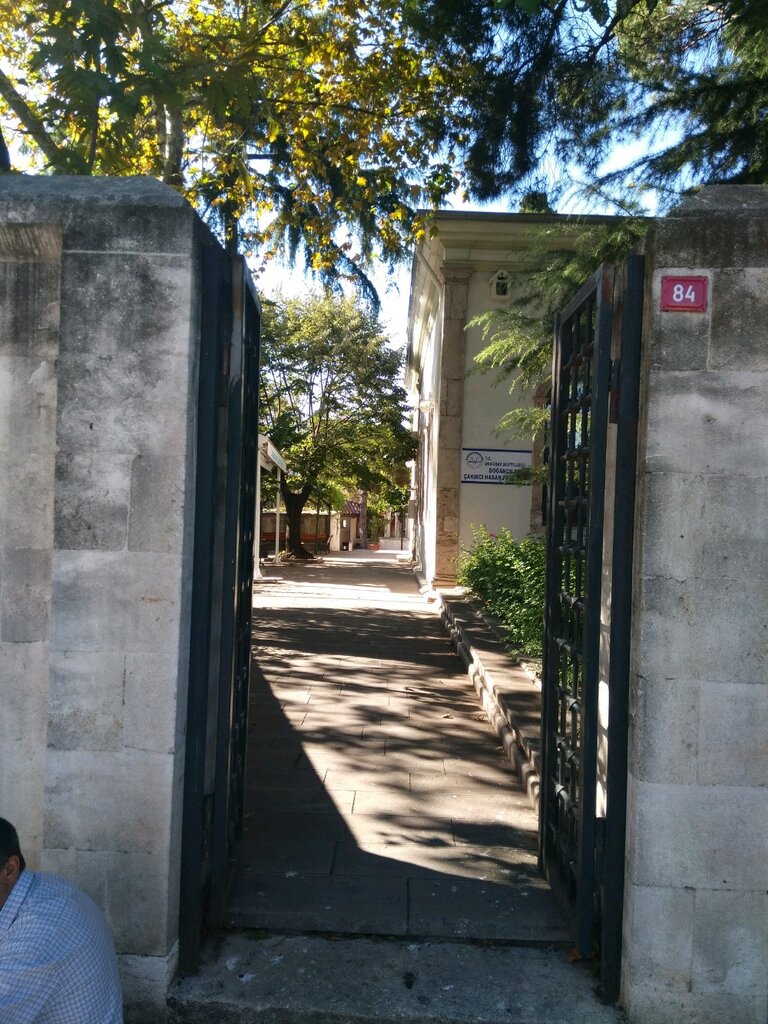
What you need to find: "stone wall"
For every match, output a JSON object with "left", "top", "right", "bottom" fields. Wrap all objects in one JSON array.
[
  {"left": 624, "top": 186, "right": 768, "bottom": 1023},
  {"left": 0, "top": 222, "right": 61, "bottom": 859},
  {"left": 0, "top": 177, "right": 208, "bottom": 1013}
]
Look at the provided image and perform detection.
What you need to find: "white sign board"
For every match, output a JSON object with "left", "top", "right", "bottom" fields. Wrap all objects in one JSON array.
[{"left": 461, "top": 447, "right": 532, "bottom": 485}]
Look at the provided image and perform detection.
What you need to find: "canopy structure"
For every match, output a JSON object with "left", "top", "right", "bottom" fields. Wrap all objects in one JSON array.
[{"left": 255, "top": 433, "right": 287, "bottom": 576}]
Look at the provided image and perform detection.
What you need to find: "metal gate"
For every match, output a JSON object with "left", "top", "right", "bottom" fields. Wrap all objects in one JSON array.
[
  {"left": 179, "top": 249, "right": 260, "bottom": 972},
  {"left": 540, "top": 255, "right": 643, "bottom": 1001}
]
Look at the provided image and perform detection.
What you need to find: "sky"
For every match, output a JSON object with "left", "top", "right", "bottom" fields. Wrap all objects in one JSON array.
[
  {"left": 252, "top": 252, "right": 412, "bottom": 349},
  {"left": 251, "top": 136, "right": 664, "bottom": 353}
]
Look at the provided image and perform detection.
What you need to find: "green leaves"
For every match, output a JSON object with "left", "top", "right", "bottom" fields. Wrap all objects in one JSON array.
[
  {"left": 457, "top": 528, "right": 546, "bottom": 658},
  {"left": 0, "top": 0, "right": 472, "bottom": 288},
  {"left": 469, "top": 218, "right": 647, "bottom": 443},
  {"left": 259, "top": 291, "right": 415, "bottom": 513}
]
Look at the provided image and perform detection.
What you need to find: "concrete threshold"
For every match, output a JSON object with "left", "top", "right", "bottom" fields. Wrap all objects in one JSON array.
[{"left": 167, "top": 932, "right": 624, "bottom": 1024}]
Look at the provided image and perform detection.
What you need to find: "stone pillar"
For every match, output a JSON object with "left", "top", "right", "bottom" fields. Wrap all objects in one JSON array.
[
  {"left": 0, "top": 223, "right": 61, "bottom": 861},
  {"left": 623, "top": 187, "right": 768, "bottom": 1024},
  {"left": 434, "top": 263, "right": 472, "bottom": 583},
  {"left": 0, "top": 177, "right": 209, "bottom": 1017}
]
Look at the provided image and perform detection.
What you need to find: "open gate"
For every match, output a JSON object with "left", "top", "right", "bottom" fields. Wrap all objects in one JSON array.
[
  {"left": 540, "top": 255, "right": 644, "bottom": 1000},
  {"left": 178, "top": 249, "right": 260, "bottom": 972}
]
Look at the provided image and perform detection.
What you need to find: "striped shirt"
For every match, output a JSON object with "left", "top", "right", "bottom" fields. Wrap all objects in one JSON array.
[{"left": 0, "top": 870, "right": 123, "bottom": 1023}]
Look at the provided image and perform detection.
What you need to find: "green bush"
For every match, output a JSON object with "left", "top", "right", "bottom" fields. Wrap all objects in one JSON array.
[{"left": 456, "top": 527, "right": 545, "bottom": 658}]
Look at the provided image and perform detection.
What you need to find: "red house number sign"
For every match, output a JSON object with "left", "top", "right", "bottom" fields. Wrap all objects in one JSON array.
[{"left": 660, "top": 275, "right": 709, "bottom": 312}]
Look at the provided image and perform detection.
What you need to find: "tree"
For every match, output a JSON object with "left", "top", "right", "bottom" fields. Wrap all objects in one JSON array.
[
  {"left": 405, "top": 0, "right": 768, "bottom": 210},
  {"left": 259, "top": 292, "right": 415, "bottom": 557},
  {"left": 403, "top": 0, "right": 766, "bottom": 442},
  {"left": 3, "top": 0, "right": 760, "bottom": 291},
  {"left": 0, "top": 0, "right": 475, "bottom": 296}
]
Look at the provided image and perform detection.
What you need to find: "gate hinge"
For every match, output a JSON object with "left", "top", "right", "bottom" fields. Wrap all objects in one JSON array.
[{"left": 609, "top": 359, "right": 621, "bottom": 424}]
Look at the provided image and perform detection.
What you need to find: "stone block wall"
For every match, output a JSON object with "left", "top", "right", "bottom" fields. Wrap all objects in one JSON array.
[
  {"left": 623, "top": 187, "right": 768, "bottom": 1023},
  {"left": 0, "top": 223, "right": 61, "bottom": 858},
  {"left": 0, "top": 177, "right": 207, "bottom": 1012}
]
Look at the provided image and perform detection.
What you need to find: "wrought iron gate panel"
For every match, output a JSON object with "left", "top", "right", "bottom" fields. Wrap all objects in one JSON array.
[
  {"left": 179, "top": 250, "right": 260, "bottom": 971},
  {"left": 179, "top": 242, "right": 231, "bottom": 973},
  {"left": 541, "top": 256, "right": 644, "bottom": 1000},
  {"left": 541, "top": 265, "right": 614, "bottom": 953},
  {"left": 210, "top": 260, "right": 260, "bottom": 923},
  {"left": 597, "top": 254, "right": 644, "bottom": 1001}
]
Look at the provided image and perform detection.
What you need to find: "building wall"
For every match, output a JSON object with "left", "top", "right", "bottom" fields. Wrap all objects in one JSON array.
[
  {"left": 460, "top": 268, "right": 536, "bottom": 548},
  {"left": 408, "top": 246, "right": 442, "bottom": 582},
  {"left": 0, "top": 177, "right": 207, "bottom": 1013},
  {"left": 407, "top": 213, "right": 618, "bottom": 585},
  {"left": 623, "top": 187, "right": 768, "bottom": 1023}
]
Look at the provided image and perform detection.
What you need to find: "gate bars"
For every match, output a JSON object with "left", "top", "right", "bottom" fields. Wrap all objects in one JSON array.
[
  {"left": 540, "top": 256, "right": 644, "bottom": 1001},
  {"left": 179, "top": 251, "right": 260, "bottom": 973},
  {"left": 209, "top": 263, "right": 260, "bottom": 925}
]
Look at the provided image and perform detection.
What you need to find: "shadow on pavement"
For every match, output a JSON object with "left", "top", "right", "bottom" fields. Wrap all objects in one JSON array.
[{"left": 226, "top": 559, "right": 568, "bottom": 944}]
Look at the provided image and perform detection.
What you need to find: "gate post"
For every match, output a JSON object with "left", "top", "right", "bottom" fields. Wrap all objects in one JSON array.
[
  {"left": 623, "top": 187, "right": 768, "bottom": 1023},
  {"left": 0, "top": 177, "right": 225, "bottom": 1018}
]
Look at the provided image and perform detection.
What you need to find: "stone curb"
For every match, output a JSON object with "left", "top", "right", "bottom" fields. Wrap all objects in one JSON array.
[{"left": 414, "top": 570, "right": 542, "bottom": 813}]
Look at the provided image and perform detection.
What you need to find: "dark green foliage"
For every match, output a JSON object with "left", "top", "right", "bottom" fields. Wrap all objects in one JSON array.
[
  {"left": 457, "top": 527, "right": 546, "bottom": 658},
  {"left": 406, "top": 0, "right": 768, "bottom": 209},
  {"left": 470, "top": 217, "right": 647, "bottom": 443},
  {"left": 259, "top": 291, "right": 416, "bottom": 556}
]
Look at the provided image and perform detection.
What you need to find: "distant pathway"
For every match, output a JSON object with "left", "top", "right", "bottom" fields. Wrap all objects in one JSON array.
[{"left": 227, "top": 553, "right": 567, "bottom": 943}]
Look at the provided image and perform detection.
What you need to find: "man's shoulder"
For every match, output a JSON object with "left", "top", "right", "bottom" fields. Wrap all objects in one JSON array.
[
  {"left": 22, "top": 872, "right": 83, "bottom": 912},
  {"left": 15, "top": 872, "right": 106, "bottom": 940},
  {"left": 0, "top": 872, "right": 124, "bottom": 1021},
  {"left": 28, "top": 872, "right": 80, "bottom": 899}
]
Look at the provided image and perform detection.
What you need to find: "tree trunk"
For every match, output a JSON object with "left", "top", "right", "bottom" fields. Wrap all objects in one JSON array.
[
  {"left": 314, "top": 495, "right": 321, "bottom": 553},
  {"left": 162, "top": 106, "right": 184, "bottom": 188},
  {"left": 280, "top": 482, "right": 314, "bottom": 558},
  {"left": 0, "top": 67, "right": 80, "bottom": 171},
  {"left": 358, "top": 490, "right": 368, "bottom": 549},
  {"left": 0, "top": 128, "right": 10, "bottom": 173}
]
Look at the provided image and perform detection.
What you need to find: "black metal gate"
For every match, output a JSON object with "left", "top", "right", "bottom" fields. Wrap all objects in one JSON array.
[
  {"left": 540, "top": 255, "right": 643, "bottom": 1001},
  {"left": 179, "top": 249, "right": 260, "bottom": 972}
]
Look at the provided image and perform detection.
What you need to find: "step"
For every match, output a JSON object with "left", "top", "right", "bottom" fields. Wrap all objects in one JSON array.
[{"left": 165, "top": 933, "right": 625, "bottom": 1024}]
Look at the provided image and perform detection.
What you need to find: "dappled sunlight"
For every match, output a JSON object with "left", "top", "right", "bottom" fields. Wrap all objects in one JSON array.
[{"left": 229, "top": 558, "right": 566, "bottom": 942}]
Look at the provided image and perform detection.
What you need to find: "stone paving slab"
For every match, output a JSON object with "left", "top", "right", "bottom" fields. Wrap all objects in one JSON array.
[
  {"left": 332, "top": 842, "right": 539, "bottom": 881},
  {"left": 249, "top": 787, "right": 356, "bottom": 814},
  {"left": 247, "top": 810, "right": 351, "bottom": 842},
  {"left": 234, "top": 558, "right": 568, "bottom": 945},
  {"left": 408, "top": 876, "right": 569, "bottom": 943},
  {"left": 226, "top": 872, "right": 409, "bottom": 934},
  {"left": 343, "top": 813, "right": 457, "bottom": 848},
  {"left": 349, "top": 788, "right": 534, "bottom": 818},
  {"left": 240, "top": 838, "right": 337, "bottom": 874},
  {"left": 322, "top": 770, "right": 412, "bottom": 793}
]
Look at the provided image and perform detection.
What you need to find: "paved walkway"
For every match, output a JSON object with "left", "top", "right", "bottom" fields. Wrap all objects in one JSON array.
[
  {"left": 172, "top": 554, "right": 623, "bottom": 1024},
  {"left": 227, "top": 552, "right": 568, "bottom": 943}
]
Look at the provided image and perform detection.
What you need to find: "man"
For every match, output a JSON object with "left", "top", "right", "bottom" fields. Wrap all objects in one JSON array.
[{"left": 0, "top": 818, "right": 123, "bottom": 1023}]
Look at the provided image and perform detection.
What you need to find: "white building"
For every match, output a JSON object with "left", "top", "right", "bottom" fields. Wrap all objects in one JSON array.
[{"left": 405, "top": 211, "right": 616, "bottom": 585}]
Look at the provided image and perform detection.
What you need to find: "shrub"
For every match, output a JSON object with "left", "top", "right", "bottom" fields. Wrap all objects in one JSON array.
[{"left": 456, "top": 527, "right": 545, "bottom": 658}]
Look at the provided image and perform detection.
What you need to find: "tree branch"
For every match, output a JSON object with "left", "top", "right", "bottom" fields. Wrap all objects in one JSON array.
[
  {"left": 162, "top": 105, "right": 185, "bottom": 186},
  {"left": 0, "top": 126, "right": 11, "bottom": 172},
  {"left": 0, "top": 68, "right": 81, "bottom": 171}
]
